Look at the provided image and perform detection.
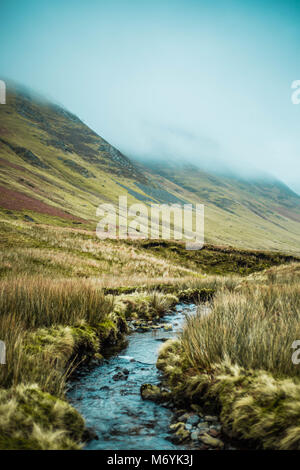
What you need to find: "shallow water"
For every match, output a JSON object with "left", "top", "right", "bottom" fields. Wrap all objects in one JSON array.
[{"left": 68, "top": 303, "right": 204, "bottom": 450}]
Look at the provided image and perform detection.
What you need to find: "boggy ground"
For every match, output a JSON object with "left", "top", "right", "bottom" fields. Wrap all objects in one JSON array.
[{"left": 0, "top": 217, "right": 299, "bottom": 449}]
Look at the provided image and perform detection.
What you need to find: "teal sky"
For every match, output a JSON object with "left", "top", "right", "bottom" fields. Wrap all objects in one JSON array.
[{"left": 1, "top": 0, "right": 300, "bottom": 193}]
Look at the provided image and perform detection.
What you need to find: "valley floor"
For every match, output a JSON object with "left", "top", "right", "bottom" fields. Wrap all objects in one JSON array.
[{"left": 0, "top": 217, "right": 300, "bottom": 449}]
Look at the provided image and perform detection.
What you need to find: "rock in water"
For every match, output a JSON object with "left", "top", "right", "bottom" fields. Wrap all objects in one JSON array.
[
  {"left": 199, "top": 433, "right": 224, "bottom": 449},
  {"left": 140, "top": 383, "right": 169, "bottom": 402},
  {"left": 163, "top": 324, "right": 173, "bottom": 331},
  {"left": 113, "top": 371, "right": 128, "bottom": 381},
  {"left": 173, "top": 427, "right": 190, "bottom": 444},
  {"left": 186, "top": 414, "right": 200, "bottom": 426},
  {"left": 191, "top": 431, "right": 200, "bottom": 441},
  {"left": 169, "top": 422, "right": 185, "bottom": 432},
  {"left": 204, "top": 415, "right": 219, "bottom": 423}
]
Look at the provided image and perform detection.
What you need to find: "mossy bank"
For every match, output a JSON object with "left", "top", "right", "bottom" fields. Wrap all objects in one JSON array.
[
  {"left": 0, "top": 216, "right": 298, "bottom": 450},
  {"left": 156, "top": 264, "right": 300, "bottom": 450},
  {"left": 0, "top": 286, "right": 202, "bottom": 450}
]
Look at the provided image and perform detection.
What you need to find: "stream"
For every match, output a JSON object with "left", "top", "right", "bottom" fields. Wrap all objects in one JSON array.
[{"left": 68, "top": 303, "right": 206, "bottom": 450}]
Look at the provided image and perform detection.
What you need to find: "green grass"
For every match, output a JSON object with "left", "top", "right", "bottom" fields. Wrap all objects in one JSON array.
[{"left": 131, "top": 239, "right": 298, "bottom": 275}]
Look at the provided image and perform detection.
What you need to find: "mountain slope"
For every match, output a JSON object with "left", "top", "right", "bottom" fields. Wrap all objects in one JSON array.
[
  {"left": 141, "top": 161, "right": 300, "bottom": 253},
  {"left": 0, "top": 82, "right": 300, "bottom": 254}
]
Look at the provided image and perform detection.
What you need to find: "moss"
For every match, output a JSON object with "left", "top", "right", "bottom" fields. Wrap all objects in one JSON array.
[
  {"left": 113, "top": 299, "right": 128, "bottom": 317},
  {"left": 18, "top": 387, "right": 84, "bottom": 438},
  {"left": 0, "top": 312, "right": 130, "bottom": 449},
  {"left": 0, "top": 435, "right": 41, "bottom": 450},
  {"left": 26, "top": 325, "right": 74, "bottom": 353},
  {"left": 157, "top": 342, "right": 300, "bottom": 450},
  {"left": 97, "top": 319, "right": 118, "bottom": 344},
  {"left": 0, "top": 384, "right": 84, "bottom": 450},
  {"left": 115, "top": 291, "right": 178, "bottom": 320},
  {"left": 117, "top": 294, "right": 152, "bottom": 319},
  {"left": 70, "top": 324, "right": 99, "bottom": 357},
  {"left": 140, "top": 383, "right": 170, "bottom": 402},
  {"left": 26, "top": 324, "right": 100, "bottom": 367}
]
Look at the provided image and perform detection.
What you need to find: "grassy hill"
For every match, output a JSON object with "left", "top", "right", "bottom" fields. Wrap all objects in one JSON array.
[
  {"left": 0, "top": 82, "right": 300, "bottom": 254},
  {"left": 143, "top": 161, "right": 300, "bottom": 253},
  {"left": 1, "top": 82, "right": 300, "bottom": 451}
]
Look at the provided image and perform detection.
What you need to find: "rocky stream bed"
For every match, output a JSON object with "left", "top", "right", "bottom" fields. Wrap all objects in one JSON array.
[{"left": 68, "top": 303, "right": 235, "bottom": 450}]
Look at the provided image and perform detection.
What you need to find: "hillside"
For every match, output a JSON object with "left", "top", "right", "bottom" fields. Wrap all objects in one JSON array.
[
  {"left": 1, "top": 85, "right": 300, "bottom": 453},
  {"left": 142, "top": 161, "right": 300, "bottom": 254},
  {"left": 0, "top": 82, "right": 300, "bottom": 254}
]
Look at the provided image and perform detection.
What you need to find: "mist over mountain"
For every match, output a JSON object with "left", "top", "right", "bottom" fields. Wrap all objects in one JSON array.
[
  {"left": 4, "top": 80, "right": 298, "bottom": 192},
  {"left": 0, "top": 83, "right": 300, "bottom": 254},
  {"left": 1, "top": 1, "right": 300, "bottom": 196},
  {"left": 128, "top": 121, "right": 288, "bottom": 184}
]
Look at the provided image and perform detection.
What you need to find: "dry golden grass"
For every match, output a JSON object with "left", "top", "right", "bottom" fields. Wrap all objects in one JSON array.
[
  {"left": 0, "top": 216, "right": 298, "bottom": 449},
  {"left": 0, "top": 276, "right": 113, "bottom": 395},
  {"left": 157, "top": 263, "right": 300, "bottom": 449},
  {"left": 0, "top": 276, "right": 114, "bottom": 329},
  {"left": 182, "top": 273, "right": 300, "bottom": 378},
  {"left": 0, "top": 276, "right": 182, "bottom": 397},
  {"left": 0, "top": 311, "right": 90, "bottom": 396},
  {"left": 0, "top": 219, "right": 196, "bottom": 281}
]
